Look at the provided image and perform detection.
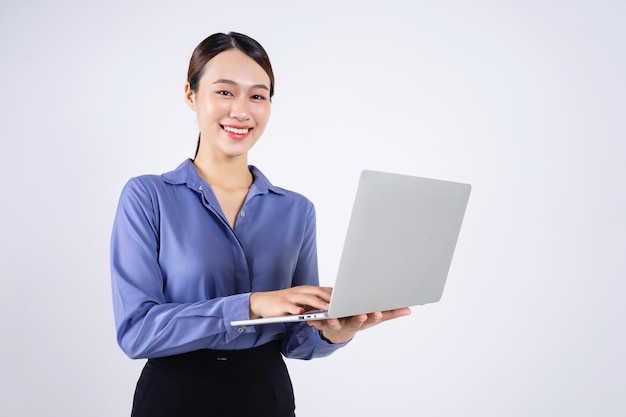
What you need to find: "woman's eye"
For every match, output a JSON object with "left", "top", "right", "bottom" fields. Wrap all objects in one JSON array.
[
  {"left": 216, "top": 90, "right": 232, "bottom": 96},
  {"left": 251, "top": 94, "right": 266, "bottom": 101}
]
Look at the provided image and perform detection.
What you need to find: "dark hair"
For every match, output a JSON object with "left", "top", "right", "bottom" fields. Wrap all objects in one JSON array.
[
  {"left": 188, "top": 32, "right": 275, "bottom": 157},
  {"left": 187, "top": 32, "right": 275, "bottom": 95}
]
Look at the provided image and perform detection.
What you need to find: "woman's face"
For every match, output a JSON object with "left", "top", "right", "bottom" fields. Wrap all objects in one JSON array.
[{"left": 185, "top": 49, "right": 272, "bottom": 161}]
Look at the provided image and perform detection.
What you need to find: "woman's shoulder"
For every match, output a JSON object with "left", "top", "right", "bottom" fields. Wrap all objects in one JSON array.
[
  {"left": 250, "top": 166, "right": 314, "bottom": 205},
  {"left": 117, "top": 163, "right": 191, "bottom": 206},
  {"left": 121, "top": 173, "right": 167, "bottom": 196},
  {"left": 115, "top": 176, "right": 163, "bottom": 215},
  {"left": 122, "top": 160, "right": 195, "bottom": 192},
  {"left": 273, "top": 185, "right": 313, "bottom": 205}
]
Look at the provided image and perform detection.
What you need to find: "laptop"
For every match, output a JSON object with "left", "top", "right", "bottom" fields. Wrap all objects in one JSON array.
[{"left": 230, "top": 169, "right": 471, "bottom": 326}]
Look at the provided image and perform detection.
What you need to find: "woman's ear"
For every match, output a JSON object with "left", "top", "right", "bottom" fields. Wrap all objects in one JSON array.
[{"left": 184, "top": 82, "right": 196, "bottom": 110}]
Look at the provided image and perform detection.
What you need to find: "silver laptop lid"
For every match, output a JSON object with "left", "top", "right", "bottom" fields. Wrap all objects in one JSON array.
[{"left": 327, "top": 169, "right": 471, "bottom": 318}]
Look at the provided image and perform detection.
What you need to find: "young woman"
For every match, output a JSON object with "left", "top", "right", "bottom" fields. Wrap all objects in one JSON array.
[{"left": 111, "top": 32, "right": 410, "bottom": 417}]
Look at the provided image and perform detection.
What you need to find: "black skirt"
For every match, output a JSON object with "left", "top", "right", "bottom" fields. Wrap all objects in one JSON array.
[{"left": 131, "top": 340, "right": 296, "bottom": 417}]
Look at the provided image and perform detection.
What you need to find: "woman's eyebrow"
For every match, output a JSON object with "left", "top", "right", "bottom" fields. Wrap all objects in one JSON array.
[{"left": 213, "top": 79, "right": 269, "bottom": 91}]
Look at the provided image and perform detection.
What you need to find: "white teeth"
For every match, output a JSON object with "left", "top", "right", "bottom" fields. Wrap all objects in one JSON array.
[{"left": 224, "top": 126, "right": 249, "bottom": 134}]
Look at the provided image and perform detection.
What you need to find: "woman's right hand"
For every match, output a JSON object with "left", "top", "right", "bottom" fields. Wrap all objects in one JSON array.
[{"left": 249, "top": 286, "right": 332, "bottom": 319}]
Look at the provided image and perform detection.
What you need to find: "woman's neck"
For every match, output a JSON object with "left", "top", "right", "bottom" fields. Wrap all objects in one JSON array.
[{"left": 193, "top": 153, "right": 253, "bottom": 190}]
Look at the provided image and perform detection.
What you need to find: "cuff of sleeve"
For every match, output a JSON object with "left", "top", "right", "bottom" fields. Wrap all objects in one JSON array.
[
  {"left": 318, "top": 330, "right": 335, "bottom": 344},
  {"left": 318, "top": 329, "right": 350, "bottom": 347},
  {"left": 223, "top": 293, "right": 256, "bottom": 341},
  {"left": 310, "top": 326, "right": 349, "bottom": 354},
  {"left": 311, "top": 326, "right": 349, "bottom": 357}
]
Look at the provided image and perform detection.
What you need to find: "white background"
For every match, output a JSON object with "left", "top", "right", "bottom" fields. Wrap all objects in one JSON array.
[{"left": 1, "top": 1, "right": 624, "bottom": 416}]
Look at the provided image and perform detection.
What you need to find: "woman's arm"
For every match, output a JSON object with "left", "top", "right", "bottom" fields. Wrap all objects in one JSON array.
[{"left": 110, "top": 178, "right": 254, "bottom": 359}]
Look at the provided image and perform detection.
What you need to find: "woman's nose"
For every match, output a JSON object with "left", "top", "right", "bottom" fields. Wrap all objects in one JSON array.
[{"left": 229, "top": 97, "right": 250, "bottom": 121}]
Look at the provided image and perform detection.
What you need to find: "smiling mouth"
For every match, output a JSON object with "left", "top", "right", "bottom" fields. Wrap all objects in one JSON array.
[{"left": 223, "top": 125, "right": 250, "bottom": 135}]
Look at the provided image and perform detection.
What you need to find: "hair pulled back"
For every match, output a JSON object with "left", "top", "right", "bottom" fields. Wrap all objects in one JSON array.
[{"left": 187, "top": 32, "right": 275, "bottom": 97}]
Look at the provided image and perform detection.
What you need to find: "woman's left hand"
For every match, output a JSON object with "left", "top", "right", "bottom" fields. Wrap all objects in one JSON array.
[{"left": 307, "top": 307, "right": 412, "bottom": 344}]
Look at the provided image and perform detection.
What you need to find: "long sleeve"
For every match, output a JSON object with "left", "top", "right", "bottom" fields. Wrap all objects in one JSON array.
[{"left": 111, "top": 178, "right": 254, "bottom": 359}]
